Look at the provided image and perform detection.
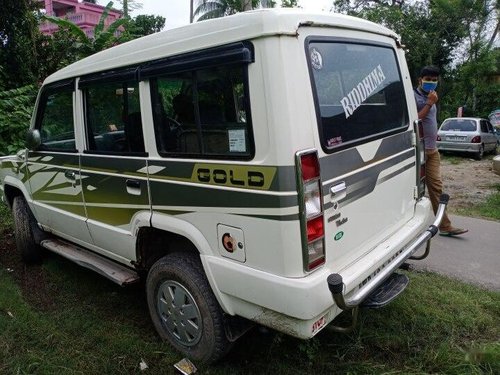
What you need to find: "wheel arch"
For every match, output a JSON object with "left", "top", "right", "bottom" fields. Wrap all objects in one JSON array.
[
  {"left": 134, "top": 212, "right": 215, "bottom": 271},
  {"left": 135, "top": 212, "right": 235, "bottom": 315},
  {"left": 3, "top": 180, "right": 29, "bottom": 209}
]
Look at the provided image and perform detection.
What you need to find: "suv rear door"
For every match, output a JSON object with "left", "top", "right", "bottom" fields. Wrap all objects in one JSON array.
[{"left": 306, "top": 38, "right": 415, "bottom": 271}]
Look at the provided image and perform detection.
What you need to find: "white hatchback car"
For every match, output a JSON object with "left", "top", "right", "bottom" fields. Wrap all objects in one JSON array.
[{"left": 437, "top": 117, "right": 498, "bottom": 160}]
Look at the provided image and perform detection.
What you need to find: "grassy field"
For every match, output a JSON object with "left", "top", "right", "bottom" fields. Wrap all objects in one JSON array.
[
  {"left": 0, "top": 204, "right": 499, "bottom": 374},
  {"left": 454, "top": 184, "right": 500, "bottom": 221}
]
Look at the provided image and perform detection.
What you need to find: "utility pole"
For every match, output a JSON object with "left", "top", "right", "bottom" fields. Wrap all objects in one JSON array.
[{"left": 190, "top": 0, "right": 194, "bottom": 23}]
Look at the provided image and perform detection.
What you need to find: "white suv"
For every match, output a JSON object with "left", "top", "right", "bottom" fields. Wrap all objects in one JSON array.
[{"left": 0, "top": 9, "right": 446, "bottom": 362}]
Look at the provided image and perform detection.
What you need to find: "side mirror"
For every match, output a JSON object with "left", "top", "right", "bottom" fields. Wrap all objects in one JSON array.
[{"left": 26, "top": 129, "right": 41, "bottom": 150}]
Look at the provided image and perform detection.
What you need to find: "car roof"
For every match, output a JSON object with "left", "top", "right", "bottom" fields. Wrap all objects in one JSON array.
[
  {"left": 44, "top": 8, "right": 398, "bottom": 85},
  {"left": 443, "top": 117, "right": 486, "bottom": 121}
]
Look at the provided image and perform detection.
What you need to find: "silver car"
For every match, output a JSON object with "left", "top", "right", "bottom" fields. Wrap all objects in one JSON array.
[{"left": 437, "top": 117, "right": 498, "bottom": 160}]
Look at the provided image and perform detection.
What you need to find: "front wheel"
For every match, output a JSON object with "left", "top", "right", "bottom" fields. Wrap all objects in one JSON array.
[
  {"left": 474, "top": 145, "right": 484, "bottom": 160},
  {"left": 12, "top": 196, "right": 43, "bottom": 263},
  {"left": 146, "top": 252, "right": 232, "bottom": 363}
]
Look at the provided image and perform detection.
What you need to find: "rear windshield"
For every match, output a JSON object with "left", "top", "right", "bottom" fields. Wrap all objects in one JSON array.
[
  {"left": 307, "top": 40, "right": 408, "bottom": 151},
  {"left": 440, "top": 119, "right": 477, "bottom": 132}
]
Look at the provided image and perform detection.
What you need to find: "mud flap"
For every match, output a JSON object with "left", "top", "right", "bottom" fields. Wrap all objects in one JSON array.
[{"left": 361, "top": 273, "right": 409, "bottom": 309}]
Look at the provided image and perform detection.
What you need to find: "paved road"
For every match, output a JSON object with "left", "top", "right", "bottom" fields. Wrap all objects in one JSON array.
[{"left": 408, "top": 215, "right": 500, "bottom": 291}]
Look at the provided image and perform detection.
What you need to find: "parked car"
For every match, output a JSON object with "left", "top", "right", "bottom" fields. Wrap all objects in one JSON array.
[
  {"left": 494, "top": 127, "right": 500, "bottom": 145},
  {"left": 437, "top": 117, "right": 498, "bottom": 160},
  {"left": 489, "top": 109, "right": 500, "bottom": 128},
  {"left": 493, "top": 155, "right": 500, "bottom": 176}
]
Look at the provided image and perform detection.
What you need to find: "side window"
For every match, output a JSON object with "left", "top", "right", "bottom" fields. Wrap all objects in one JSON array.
[
  {"left": 150, "top": 64, "right": 253, "bottom": 159},
  {"left": 486, "top": 121, "right": 493, "bottom": 133},
  {"left": 38, "top": 87, "right": 76, "bottom": 151},
  {"left": 480, "top": 121, "right": 488, "bottom": 133},
  {"left": 83, "top": 81, "right": 145, "bottom": 154}
]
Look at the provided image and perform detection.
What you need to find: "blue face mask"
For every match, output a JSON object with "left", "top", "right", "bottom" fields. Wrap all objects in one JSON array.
[{"left": 422, "top": 80, "right": 438, "bottom": 92}]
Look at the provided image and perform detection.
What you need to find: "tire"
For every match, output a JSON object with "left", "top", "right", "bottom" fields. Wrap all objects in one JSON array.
[
  {"left": 146, "top": 252, "right": 232, "bottom": 363},
  {"left": 474, "top": 145, "right": 484, "bottom": 160},
  {"left": 12, "top": 196, "right": 43, "bottom": 263}
]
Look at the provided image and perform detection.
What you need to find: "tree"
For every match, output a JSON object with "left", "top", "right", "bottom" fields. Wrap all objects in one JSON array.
[
  {"left": 116, "top": 0, "right": 143, "bottom": 18},
  {"left": 333, "top": 0, "right": 499, "bottom": 119},
  {"left": 131, "top": 14, "right": 166, "bottom": 36},
  {"left": 281, "top": 0, "right": 299, "bottom": 7},
  {"left": 36, "top": 29, "right": 81, "bottom": 80},
  {"left": 0, "top": 0, "right": 39, "bottom": 89},
  {"left": 43, "top": 1, "right": 130, "bottom": 59},
  {"left": 0, "top": 75, "right": 37, "bottom": 155},
  {"left": 194, "top": 0, "right": 274, "bottom": 21}
]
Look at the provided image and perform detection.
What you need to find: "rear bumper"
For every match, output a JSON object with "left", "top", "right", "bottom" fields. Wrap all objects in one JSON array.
[
  {"left": 327, "top": 194, "right": 448, "bottom": 310},
  {"left": 204, "top": 197, "right": 438, "bottom": 339},
  {"left": 437, "top": 141, "right": 480, "bottom": 153}
]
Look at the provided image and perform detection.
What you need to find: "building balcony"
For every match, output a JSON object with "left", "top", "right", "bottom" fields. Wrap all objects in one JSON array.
[{"left": 40, "top": 11, "right": 118, "bottom": 35}]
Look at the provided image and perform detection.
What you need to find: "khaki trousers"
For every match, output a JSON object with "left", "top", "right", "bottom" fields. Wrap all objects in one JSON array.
[{"left": 425, "top": 149, "right": 452, "bottom": 231}]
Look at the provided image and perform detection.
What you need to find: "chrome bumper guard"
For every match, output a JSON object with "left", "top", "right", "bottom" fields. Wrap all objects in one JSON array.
[{"left": 327, "top": 194, "right": 449, "bottom": 311}]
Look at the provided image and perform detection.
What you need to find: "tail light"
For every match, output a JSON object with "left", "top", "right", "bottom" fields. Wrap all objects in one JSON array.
[
  {"left": 471, "top": 136, "right": 481, "bottom": 143},
  {"left": 296, "top": 150, "right": 325, "bottom": 272},
  {"left": 414, "top": 120, "right": 426, "bottom": 198}
]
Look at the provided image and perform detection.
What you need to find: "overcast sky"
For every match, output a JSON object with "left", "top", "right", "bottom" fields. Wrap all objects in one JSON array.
[{"left": 96, "top": 1, "right": 334, "bottom": 30}]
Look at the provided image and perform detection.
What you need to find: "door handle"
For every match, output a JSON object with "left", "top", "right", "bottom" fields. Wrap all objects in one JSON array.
[
  {"left": 126, "top": 179, "right": 141, "bottom": 189},
  {"left": 126, "top": 179, "right": 141, "bottom": 195},
  {"left": 330, "top": 181, "right": 347, "bottom": 200}
]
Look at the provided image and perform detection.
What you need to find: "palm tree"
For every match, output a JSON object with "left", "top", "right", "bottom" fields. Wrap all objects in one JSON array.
[
  {"left": 116, "top": 0, "right": 143, "bottom": 18},
  {"left": 194, "top": 0, "right": 274, "bottom": 21},
  {"left": 42, "top": 1, "right": 129, "bottom": 58}
]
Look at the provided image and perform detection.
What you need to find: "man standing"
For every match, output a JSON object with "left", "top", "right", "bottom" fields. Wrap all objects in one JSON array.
[{"left": 414, "top": 66, "right": 468, "bottom": 236}]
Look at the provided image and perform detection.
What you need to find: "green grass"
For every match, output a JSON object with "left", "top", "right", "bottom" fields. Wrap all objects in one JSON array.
[
  {"left": 441, "top": 153, "right": 464, "bottom": 165},
  {"left": 0, "top": 202, "right": 13, "bottom": 233},
  {"left": 0, "top": 259, "right": 498, "bottom": 374},
  {"left": 455, "top": 184, "right": 500, "bottom": 221},
  {"left": 0, "top": 203, "right": 499, "bottom": 374}
]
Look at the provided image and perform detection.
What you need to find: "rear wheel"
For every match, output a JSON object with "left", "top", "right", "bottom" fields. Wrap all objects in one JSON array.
[
  {"left": 146, "top": 252, "right": 232, "bottom": 363},
  {"left": 474, "top": 144, "right": 484, "bottom": 160},
  {"left": 12, "top": 196, "right": 43, "bottom": 263}
]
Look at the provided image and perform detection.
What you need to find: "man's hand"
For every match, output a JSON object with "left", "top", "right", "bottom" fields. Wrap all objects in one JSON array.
[{"left": 427, "top": 90, "right": 438, "bottom": 106}]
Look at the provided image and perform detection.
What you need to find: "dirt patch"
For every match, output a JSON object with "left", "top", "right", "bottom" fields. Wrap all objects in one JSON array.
[
  {"left": 0, "top": 228, "right": 57, "bottom": 311},
  {"left": 440, "top": 153, "right": 500, "bottom": 212}
]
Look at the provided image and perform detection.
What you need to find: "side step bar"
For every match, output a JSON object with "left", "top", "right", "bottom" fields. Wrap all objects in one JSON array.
[{"left": 40, "top": 239, "right": 140, "bottom": 286}]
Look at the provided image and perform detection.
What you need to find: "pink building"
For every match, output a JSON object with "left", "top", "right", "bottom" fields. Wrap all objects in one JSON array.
[{"left": 39, "top": 0, "right": 122, "bottom": 38}]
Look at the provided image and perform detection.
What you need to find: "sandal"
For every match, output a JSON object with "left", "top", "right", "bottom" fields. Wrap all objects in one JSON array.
[{"left": 439, "top": 228, "right": 468, "bottom": 236}]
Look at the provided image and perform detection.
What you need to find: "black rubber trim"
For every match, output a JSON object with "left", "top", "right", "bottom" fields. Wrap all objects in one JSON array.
[
  {"left": 79, "top": 67, "right": 139, "bottom": 88},
  {"left": 439, "top": 193, "right": 450, "bottom": 205},
  {"left": 82, "top": 150, "right": 148, "bottom": 157},
  {"left": 44, "top": 78, "right": 75, "bottom": 92},
  {"left": 428, "top": 225, "right": 439, "bottom": 236},
  {"left": 327, "top": 273, "right": 344, "bottom": 294},
  {"left": 139, "top": 42, "right": 254, "bottom": 79}
]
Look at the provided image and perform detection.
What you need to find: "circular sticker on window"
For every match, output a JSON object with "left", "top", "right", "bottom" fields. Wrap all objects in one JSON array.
[{"left": 310, "top": 48, "right": 323, "bottom": 70}]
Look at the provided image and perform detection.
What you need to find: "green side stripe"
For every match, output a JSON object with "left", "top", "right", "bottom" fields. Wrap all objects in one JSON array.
[{"left": 86, "top": 207, "right": 145, "bottom": 226}]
